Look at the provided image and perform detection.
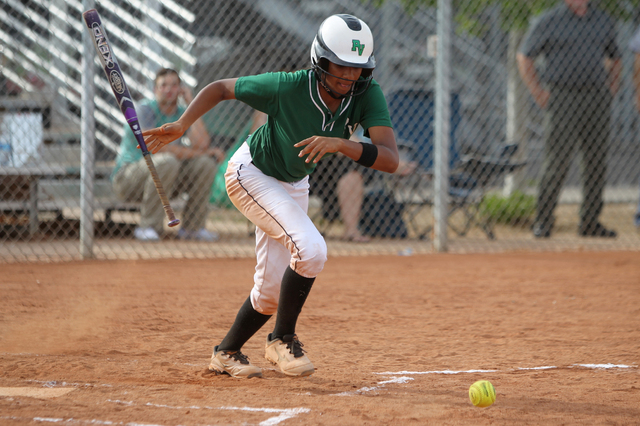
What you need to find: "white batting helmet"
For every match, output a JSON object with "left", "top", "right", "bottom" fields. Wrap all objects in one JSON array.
[{"left": 311, "top": 14, "right": 375, "bottom": 97}]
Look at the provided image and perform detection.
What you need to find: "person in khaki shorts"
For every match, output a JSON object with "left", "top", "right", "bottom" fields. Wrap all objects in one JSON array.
[{"left": 111, "top": 68, "right": 225, "bottom": 241}]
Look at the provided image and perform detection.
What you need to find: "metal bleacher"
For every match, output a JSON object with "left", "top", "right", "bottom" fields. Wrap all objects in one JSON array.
[
  {"left": 1, "top": 0, "right": 198, "bottom": 154},
  {"left": 0, "top": 0, "right": 199, "bottom": 231}
]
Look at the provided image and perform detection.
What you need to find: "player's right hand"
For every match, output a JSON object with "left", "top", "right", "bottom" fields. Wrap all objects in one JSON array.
[
  {"left": 142, "top": 122, "right": 187, "bottom": 154},
  {"left": 294, "top": 136, "right": 343, "bottom": 164}
]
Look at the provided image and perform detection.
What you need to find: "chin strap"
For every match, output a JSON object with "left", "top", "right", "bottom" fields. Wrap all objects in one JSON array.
[
  {"left": 318, "top": 69, "right": 349, "bottom": 100},
  {"left": 313, "top": 64, "right": 373, "bottom": 100}
]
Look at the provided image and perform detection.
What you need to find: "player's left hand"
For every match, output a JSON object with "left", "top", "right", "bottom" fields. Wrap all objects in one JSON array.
[
  {"left": 294, "top": 136, "right": 343, "bottom": 163},
  {"left": 142, "top": 122, "right": 187, "bottom": 154}
]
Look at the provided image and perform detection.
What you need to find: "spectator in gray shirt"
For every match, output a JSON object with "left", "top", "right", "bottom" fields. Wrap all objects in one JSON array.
[
  {"left": 628, "top": 26, "right": 640, "bottom": 228},
  {"left": 517, "top": 0, "right": 620, "bottom": 238}
]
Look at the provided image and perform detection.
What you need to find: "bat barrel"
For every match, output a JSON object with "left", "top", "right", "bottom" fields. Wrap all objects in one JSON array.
[{"left": 84, "top": 9, "right": 180, "bottom": 228}]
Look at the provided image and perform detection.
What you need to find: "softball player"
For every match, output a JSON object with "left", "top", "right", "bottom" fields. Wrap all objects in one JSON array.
[{"left": 143, "top": 14, "right": 399, "bottom": 378}]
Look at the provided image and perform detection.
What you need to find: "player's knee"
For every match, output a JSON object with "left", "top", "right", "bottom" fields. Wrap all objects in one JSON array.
[
  {"left": 294, "top": 240, "right": 327, "bottom": 277},
  {"left": 250, "top": 291, "right": 278, "bottom": 316}
]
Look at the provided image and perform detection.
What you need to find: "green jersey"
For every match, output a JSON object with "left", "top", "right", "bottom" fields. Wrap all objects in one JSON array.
[
  {"left": 111, "top": 99, "right": 185, "bottom": 178},
  {"left": 234, "top": 69, "right": 392, "bottom": 182}
]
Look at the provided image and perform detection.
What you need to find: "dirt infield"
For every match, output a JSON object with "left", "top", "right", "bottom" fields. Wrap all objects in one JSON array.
[{"left": 1, "top": 251, "right": 639, "bottom": 425}]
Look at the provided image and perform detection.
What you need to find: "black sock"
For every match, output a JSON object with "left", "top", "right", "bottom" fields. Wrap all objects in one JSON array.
[
  {"left": 217, "top": 297, "right": 271, "bottom": 352},
  {"left": 271, "top": 266, "right": 315, "bottom": 339}
]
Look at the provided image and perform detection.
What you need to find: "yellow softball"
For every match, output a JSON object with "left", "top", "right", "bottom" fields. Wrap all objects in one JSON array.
[{"left": 469, "top": 380, "right": 496, "bottom": 407}]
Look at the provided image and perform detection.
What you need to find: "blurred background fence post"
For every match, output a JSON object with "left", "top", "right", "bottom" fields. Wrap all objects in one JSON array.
[
  {"left": 81, "top": 0, "right": 96, "bottom": 258},
  {"left": 434, "top": 0, "right": 451, "bottom": 252}
]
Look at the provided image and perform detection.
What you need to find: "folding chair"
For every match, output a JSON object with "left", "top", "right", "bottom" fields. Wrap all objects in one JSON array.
[
  {"left": 385, "top": 142, "right": 526, "bottom": 240},
  {"left": 386, "top": 89, "right": 526, "bottom": 240},
  {"left": 446, "top": 143, "right": 526, "bottom": 239},
  {"left": 382, "top": 142, "right": 434, "bottom": 239}
]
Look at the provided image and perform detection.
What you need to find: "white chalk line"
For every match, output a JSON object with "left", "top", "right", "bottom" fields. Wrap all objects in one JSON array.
[
  {"left": 107, "top": 399, "right": 310, "bottom": 426},
  {"left": 13, "top": 379, "right": 309, "bottom": 425},
  {"left": 27, "top": 379, "right": 113, "bottom": 388},
  {"left": 7, "top": 363, "right": 636, "bottom": 421},
  {"left": 4, "top": 401, "right": 310, "bottom": 426},
  {"left": 331, "top": 376, "right": 414, "bottom": 396},
  {"left": 376, "top": 363, "right": 637, "bottom": 375},
  {"left": 331, "top": 363, "right": 638, "bottom": 397},
  {"left": 0, "top": 400, "right": 309, "bottom": 425}
]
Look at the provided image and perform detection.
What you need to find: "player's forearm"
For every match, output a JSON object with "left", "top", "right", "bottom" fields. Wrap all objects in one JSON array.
[
  {"left": 338, "top": 139, "right": 398, "bottom": 173},
  {"left": 176, "top": 79, "right": 237, "bottom": 131},
  {"left": 365, "top": 126, "right": 399, "bottom": 173},
  {"left": 337, "top": 138, "right": 366, "bottom": 162},
  {"left": 369, "top": 144, "right": 399, "bottom": 173}
]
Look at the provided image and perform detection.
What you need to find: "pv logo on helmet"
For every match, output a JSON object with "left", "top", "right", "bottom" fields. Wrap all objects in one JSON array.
[{"left": 352, "top": 40, "right": 365, "bottom": 56}]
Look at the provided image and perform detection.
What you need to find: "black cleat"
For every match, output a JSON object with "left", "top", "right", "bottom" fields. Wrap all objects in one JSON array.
[{"left": 579, "top": 223, "right": 616, "bottom": 238}]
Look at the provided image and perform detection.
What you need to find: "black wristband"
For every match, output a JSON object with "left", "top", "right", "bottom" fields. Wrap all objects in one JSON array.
[{"left": 356, "top": 142, "right": 378, "bottom": 168}]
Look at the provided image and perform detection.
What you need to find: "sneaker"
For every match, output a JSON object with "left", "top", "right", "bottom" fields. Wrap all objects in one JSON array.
[
  {"left": 208, "top": 346, "right": 262, "bottom": 379},
  {"left": 265, "top": 333, "right": 315, "bottom": 377},
  {"left": 177, "top": 228, "right": 219, "bottom": 242},
  {"left": 579, "top": 223, "right": 617, "bottom": 238},
  {"left": 134, "top": 227, "right": 160, "bottom": 241}
]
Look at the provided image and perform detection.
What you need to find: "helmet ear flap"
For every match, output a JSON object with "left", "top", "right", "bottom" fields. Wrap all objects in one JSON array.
[
  {"left": 312, "top": 57, "right": 329, "bottom": 81},
  {"left": 317, "top": 58, "right": 330, "bottom": 72}
]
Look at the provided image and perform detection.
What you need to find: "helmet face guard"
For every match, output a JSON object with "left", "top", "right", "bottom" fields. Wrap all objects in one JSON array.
[
  {"left": 313, "top": 58, "right": 373, "bottom": 99},
  {"left": 310, "top": 14, "right": 375, "bottom": 99}
]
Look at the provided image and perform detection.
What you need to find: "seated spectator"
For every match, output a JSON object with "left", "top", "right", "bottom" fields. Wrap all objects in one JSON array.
[
  {"left": 310, "top": 127, "right": 418, "bottom": 241},
  {"left": 210, "top": 110, "right": 267, "bottom": 209},
  {"left": 358, "top": 148, "right": 417, "bottom": 240},
  {"left": 310, "top": 154, "right": 369, "bottom": 242},
  {"left": 111, "top": 68, "right": 224, "bottom": 241}
]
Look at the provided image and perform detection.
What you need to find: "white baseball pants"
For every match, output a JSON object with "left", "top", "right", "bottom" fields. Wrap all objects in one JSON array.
[{"left": 225, "top": 143, "right": 327, "bottom": 315}]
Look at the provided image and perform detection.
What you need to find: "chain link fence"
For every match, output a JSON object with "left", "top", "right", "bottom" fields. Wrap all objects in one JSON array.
[{"left": 1, "top": 0, "right": 640, "bottom": 262}]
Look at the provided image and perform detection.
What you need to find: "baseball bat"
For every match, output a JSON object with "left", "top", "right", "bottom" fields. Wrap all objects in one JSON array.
[{"left": 83, "top": 8, "right": 180, "bottom": 227}]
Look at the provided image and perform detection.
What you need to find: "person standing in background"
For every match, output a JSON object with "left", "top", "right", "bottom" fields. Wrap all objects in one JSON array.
[
  {"left": 517, "top": 0, "right": 620, "bottom": 238},
  {"left": 628, "top": 25, "right": 640, "bottom": 229}
]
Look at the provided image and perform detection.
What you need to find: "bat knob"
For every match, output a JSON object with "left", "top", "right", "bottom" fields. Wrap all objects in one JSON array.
[{"left": 167, "top": 219, "right": 181, "bottom": 227}]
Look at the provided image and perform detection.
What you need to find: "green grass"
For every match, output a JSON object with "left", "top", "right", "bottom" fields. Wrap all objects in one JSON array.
[{"left": 479, "top": 190, "right": 536, "bottom": 225}]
